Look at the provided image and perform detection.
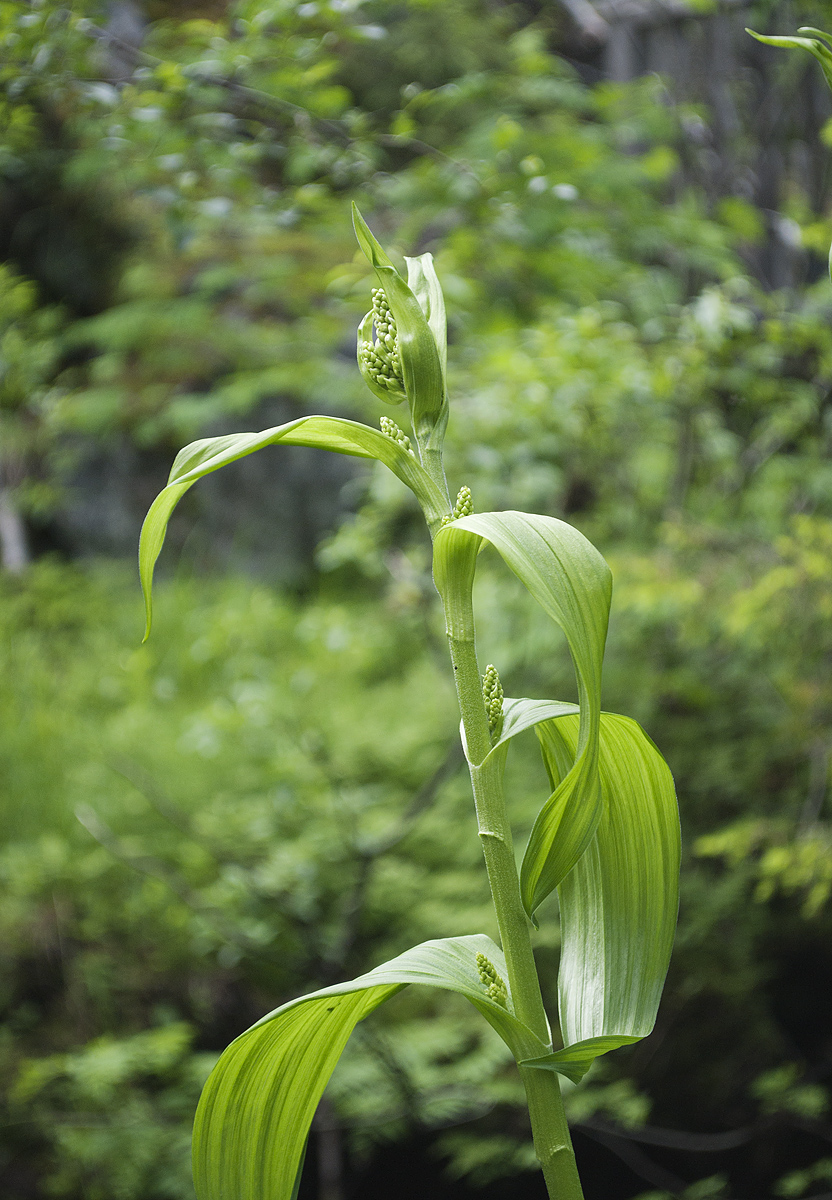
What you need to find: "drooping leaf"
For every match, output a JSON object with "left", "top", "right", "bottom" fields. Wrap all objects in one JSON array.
[
  {"left": 352, "top": 204, "right": 446, "bottom": 443},
  {"left": 519, "top": 712, "right": 680, "bottom": 1083},
  {"left": 139, "top": 415, "right": 450, "bottom": 639},
  {"left": 192, "top": 935, "right": 547, "bottom": 1200},
  {"left": 747, "top": 28, "right": 832, "bottom": 91},
  {"left": 433, "top": 511, "right": 612, "bottom": 917},
  {"left": 746, "top": 27, "right": 832, "bottom": 280}
]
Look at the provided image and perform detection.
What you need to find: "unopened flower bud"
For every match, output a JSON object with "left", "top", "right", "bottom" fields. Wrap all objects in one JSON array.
[
  {"left": 453, "top": 486, "right": 473, "bottom": 520},
  {"left": 357, "top": 288, "right": 406, "bottom": 405},
  {"left": 482, "top": 664, "right": 504, "bottom": 742},
  {"left": 476, "top": 951, "right": 508, "bottom": 1008},
  {"left": 379, "top": 415, "right": 414, "bottom": 455}
]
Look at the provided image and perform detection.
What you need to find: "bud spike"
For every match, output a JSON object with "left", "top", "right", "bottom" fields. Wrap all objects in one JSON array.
[
  {"left": 476, "top": 951, "right": 508, "bottom": 1008},
  {"left": 482, "top": 664, "right": 504, "bottom": 742},
  {"left": 379, "top": 415, "right": 415, "bottom": 456}
]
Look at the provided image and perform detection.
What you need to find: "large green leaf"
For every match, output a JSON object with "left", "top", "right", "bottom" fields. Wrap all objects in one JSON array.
[
  {"left": 352, "top": 204, "right": 447, "bottom": 444},
  {"left": 192, "top": 935, "right": 547, "bottom": 1200},
  {"left": 139, "top": 415, "right": 450, "bottom": 639},
  {"left": 520, "top": 712, "right": 680, "bottom": 1083},
  {"left": 433, "top": 511, "right": 612, "bottom": 917}
]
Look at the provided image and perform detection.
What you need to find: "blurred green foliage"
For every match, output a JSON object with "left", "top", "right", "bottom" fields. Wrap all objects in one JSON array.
[{"left": 2, "top": 0, "right": 832, "bottom": 1197}]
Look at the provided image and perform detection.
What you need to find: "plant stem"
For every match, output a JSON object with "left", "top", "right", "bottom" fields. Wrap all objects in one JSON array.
[
  {"left": 443, "top": 621, "right": 584, "bottom": 1199},
  {"left": 419, "top": 444, "right": 452, "bottom": 511},
  {"left": 418, "top": 431, "right": 583, "bottom": 1198}
]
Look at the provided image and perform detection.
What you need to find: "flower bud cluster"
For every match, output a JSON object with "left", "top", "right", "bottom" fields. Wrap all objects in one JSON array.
[
  {"left": 476, "top": 952, "right": 508, "bottom": 1008},
  {"left": 441, "top": 485, "right": 474, "bottom": 526},
  {"left": 379, "top": 415, "right": 414, "bottom": 456},
  {"left": 452, "top": 485, "right": 473, "bottom": 520},
  {"left": 482, "top": 664, "right": 504, "bottom": 741},
  {"left": 359, "top": 288, "right": 405, "bottom": 399}
]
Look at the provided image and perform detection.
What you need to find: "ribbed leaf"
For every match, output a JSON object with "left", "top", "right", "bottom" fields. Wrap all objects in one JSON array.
[
  {"left": 192, "top": 935, "right": 547, "bottom": 1200},
  {"left": 139, "top": 415, "right": 449, "bottom": 639},
  {"left": 433, "top": 511, "right": 612, "bottom": 918},
  {"left": 352, "top": 204, "right": 447, "bottom": 442},
  {"left": 519, "top": 712, "right": 680, "bottom": 1083}
]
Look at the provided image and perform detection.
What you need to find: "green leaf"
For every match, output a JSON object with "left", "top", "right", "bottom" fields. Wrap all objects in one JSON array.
[
  {"left": 192, "top": 935, "right": 547, "bottom": 1200},
  {"left": 458, "top": 697, "right": 581, "bottom": 796},
  {"left": 747, "top": 28, "right": 832, "bottom": 91},
  {"left": 527, "top": 715, "right": 605, "bottom": 909},
  {"left": 522, "top": 1035, "right": 642, "bottom": 1085},
  {"left": 486, "top": 697, "right": 580, "bottom": 762},
  {"left": 405, "top": 253, "right": 447, "bottom": 380},
  {"left": 352, "top": 204, "right": 447, "bottom": 443},
  {"left": 519, "top": 712, "right": 680, "bottom": 1083},
  {"left": 139, "top": 415, "right": 449, "bottom": 640},
  {"left": 433, "top": 511, "right": 612, "bottom": 917}
]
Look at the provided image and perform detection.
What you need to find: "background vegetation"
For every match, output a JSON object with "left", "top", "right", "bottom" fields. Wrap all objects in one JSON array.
[{"left": 3, "top": 1, "right": 832, "bottom": 1197}]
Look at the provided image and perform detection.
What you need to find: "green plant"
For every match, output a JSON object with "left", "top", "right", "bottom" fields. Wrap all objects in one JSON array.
[{"left": 139, "top": 207, "right": 681, "bottom": 1200}]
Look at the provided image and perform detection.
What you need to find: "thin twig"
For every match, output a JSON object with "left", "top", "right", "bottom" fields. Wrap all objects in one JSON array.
[
  {"left": 80, "top": 21, "right": 482, "bottom": 182},
  {"left": 576, "top": 1114, "right": 770, "bottom": 1152}
]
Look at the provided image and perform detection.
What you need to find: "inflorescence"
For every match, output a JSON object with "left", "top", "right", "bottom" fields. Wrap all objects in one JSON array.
[
  {"left": 476, "top": 952, "right": 508, "bottom": 1008},
  {"left": 482, "top": 664, "right": 504, "bottom": 742},
  {"left": 442, "top": 485, "right": 474, "bottom": 526},
  {"left": 379, "top": 415, "right": 414, "bottom": 455},
  {"left": 359, "top": 288, "right": 406, "bottom": 398}
]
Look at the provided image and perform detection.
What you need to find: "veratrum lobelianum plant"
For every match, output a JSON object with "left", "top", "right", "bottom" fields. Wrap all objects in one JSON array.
[{"left": 138, "top": 206, "right": 681, "bottom": 1200}]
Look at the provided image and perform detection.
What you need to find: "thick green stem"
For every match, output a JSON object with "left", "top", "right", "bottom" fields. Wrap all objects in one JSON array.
[
  {"left": 419, "top": 444, "right": 451, "bottom": 512},
  {"left": 418, "top": 430, "right": 582, "bottom": 1198},
  {"left": 444, "top": 624, "right": 584, "bottom": 1199}
]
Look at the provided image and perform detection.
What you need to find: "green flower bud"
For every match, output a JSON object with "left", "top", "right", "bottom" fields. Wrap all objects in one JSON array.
[
  {"left": 452, "top": 486, "right": 473, "bottom": 520},
  {"left": 440, "top": 485, "right": 474, "bottom": 527},
  {"left": 353, "top": 204, "right": 448, "bottom": 450},
  {"left": 357, "top": 288, "right": 407, "bottom": 406},
  {"left": 379, "top": 415, "right": 415, "bottom": 456},
  {"left": 482, "top": 664, "right": 504, "bottom": 742},
  {"left": 476, "top": 951, "right": 508, "bottom": 1008}
]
